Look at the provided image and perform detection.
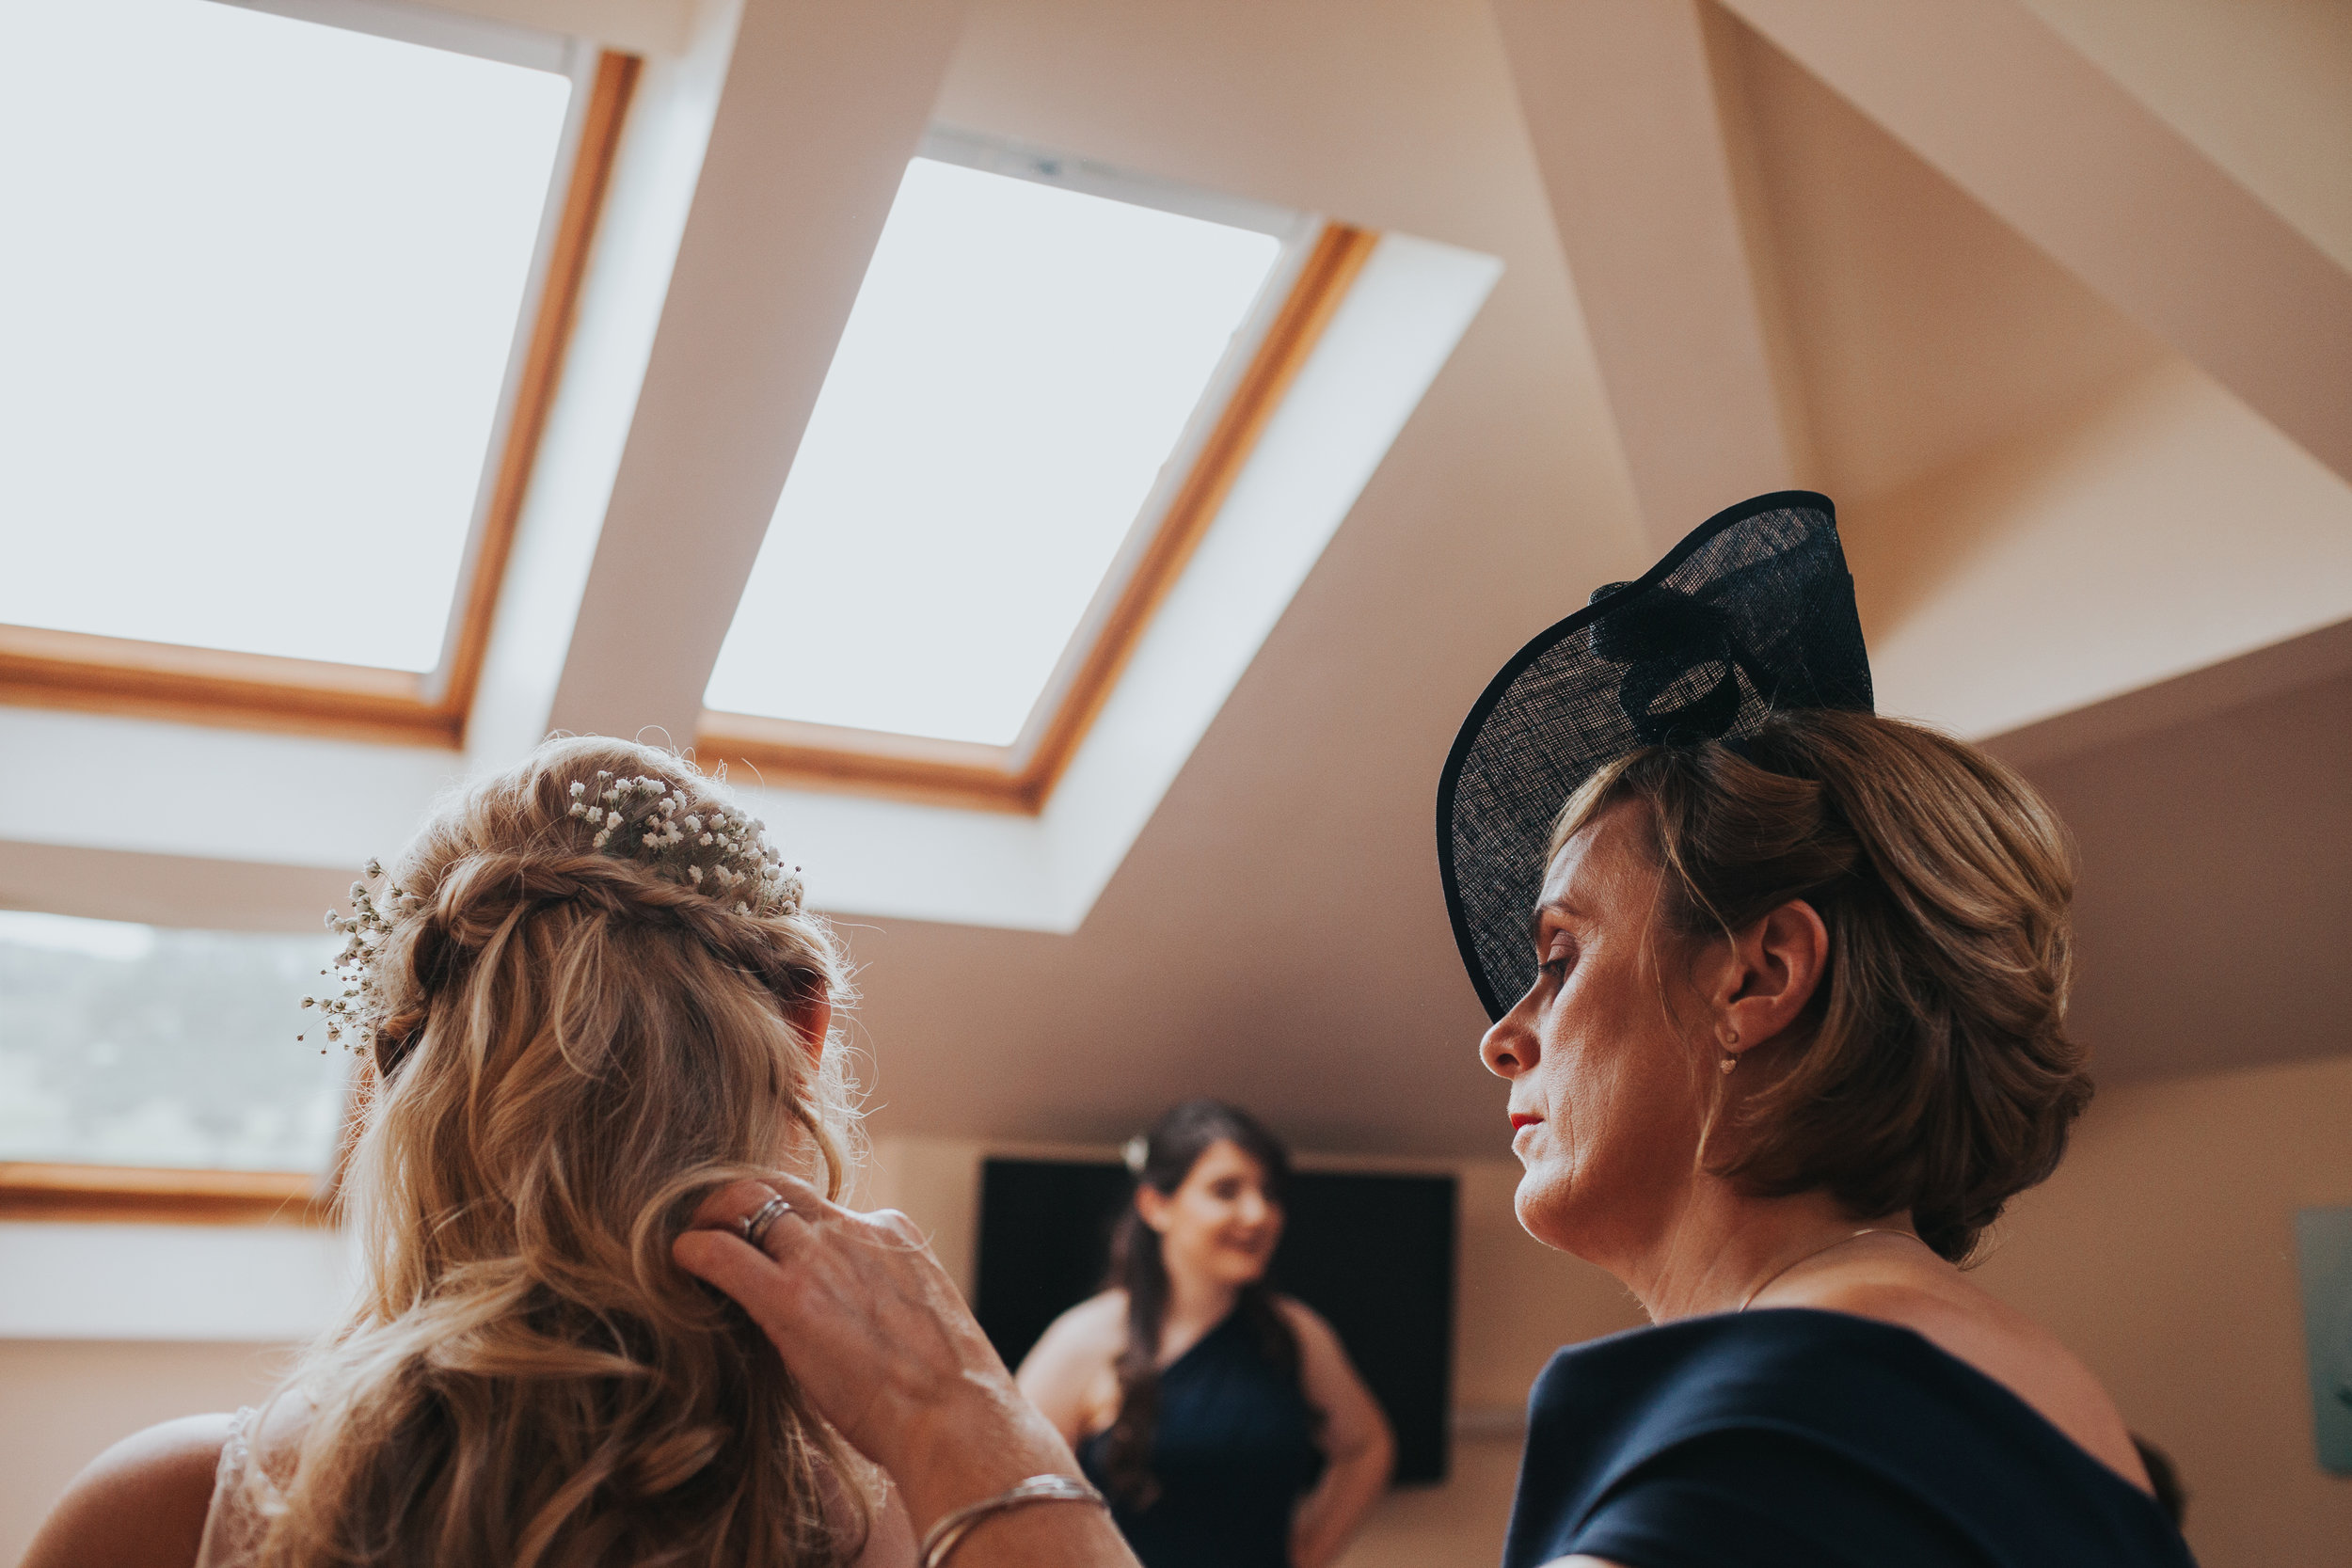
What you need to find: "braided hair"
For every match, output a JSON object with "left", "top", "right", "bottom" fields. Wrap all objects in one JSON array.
[{"left": 246, "top": 737, "right": 870, "bottom": 1568}]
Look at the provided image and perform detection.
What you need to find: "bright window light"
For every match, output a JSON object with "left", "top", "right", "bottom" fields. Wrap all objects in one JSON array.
[
  {"left": 704, "top": 157, "right": 1284, "bottom": 748},
  {"left": 0, "top": 0, "right": 573, "bottom": 671},
  {"left": 0, "top": 911, "right": 346, "bottom": 1171}
]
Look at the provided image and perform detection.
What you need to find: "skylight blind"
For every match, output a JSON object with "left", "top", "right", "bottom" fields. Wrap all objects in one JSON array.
[
  {"left": 0, "top": 0, "right": 573, "bottom": 671},
  {"left": 705, "top": 156, "right": 1282, "bottom": 747}
]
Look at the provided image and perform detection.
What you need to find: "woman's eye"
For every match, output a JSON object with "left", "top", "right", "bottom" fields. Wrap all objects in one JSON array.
[{"left": 1538, "top": 946, "right": 1574, "bottom": 979}]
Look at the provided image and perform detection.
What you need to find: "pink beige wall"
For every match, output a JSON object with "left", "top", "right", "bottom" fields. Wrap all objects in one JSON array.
[
  {"left": 6, "top": 1059, "right": 2347, "bottom": 1566},
  {"left": 1974, "top": 1053, "right": 2352, "bottom": 1566},
  {"left": 878, "top": 1090, "right": 2352, "bottom": 1568}
]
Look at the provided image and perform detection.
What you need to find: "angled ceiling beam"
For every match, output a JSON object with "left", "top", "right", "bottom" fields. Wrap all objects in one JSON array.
[
  {"left": 1717, "top": 0, "right": 2352, "bottom": 489},
  {"left": 549, "top": 0, "right": 969, "bottom": 745},
  {"left": 1489, "top": 0, "right": 1801, "bottom": 549}
]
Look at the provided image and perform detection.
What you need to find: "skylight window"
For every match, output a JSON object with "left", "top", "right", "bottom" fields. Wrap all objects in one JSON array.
[
  {"left": 703, "top": 152, "right": 1288, "bottom": 749},
  {"left": 0, "top": 911, "right": 345, "bottom": 1173},
  {"left": 0, "top": 0, "right": 575, "bottom": 672}
]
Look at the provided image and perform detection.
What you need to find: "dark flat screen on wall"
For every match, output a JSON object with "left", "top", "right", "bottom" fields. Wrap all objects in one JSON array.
[{"left": 973, "top": 1158, "right": 1457, "bottom": 1484}]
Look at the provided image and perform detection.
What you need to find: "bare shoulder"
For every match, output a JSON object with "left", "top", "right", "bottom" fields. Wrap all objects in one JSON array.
[
  {"left": 1031, "top": 1289, "right": 1127, "bottom": 1358},
  {"left": 1272, "top": 1293, "right": 1344, "bottom": 1352},
  {"left": 1014, "top": 1291, "right": 1127, "bottom": 1443},
  {"left": 1014, "top": 1290, "right": 1125, "bottom": 1389},
  {"left": 20, "top": 1413, "right": 237, "bottom": 1568},
  {"left": 1805, "top": 1275, "right": 2151, "bottom": 1493}
]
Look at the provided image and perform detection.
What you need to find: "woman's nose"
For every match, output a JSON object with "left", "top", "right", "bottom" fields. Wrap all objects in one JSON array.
[{"left": 1481, "top": 997, "right": 1538, "bottom": 1079}]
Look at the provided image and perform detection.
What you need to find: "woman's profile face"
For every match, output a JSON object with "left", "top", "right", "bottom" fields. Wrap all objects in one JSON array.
[
  {"left": 1141, "top": 1138, "right": 1284, "bottom": 1289},
  {"left": 1480, "top": 801, "right": 1711, "bottom": 1263}
]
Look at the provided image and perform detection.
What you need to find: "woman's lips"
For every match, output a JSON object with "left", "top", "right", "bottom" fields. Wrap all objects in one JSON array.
[{"left": 1509, "top": 1112, "right": 1541, "bottom": 1132}]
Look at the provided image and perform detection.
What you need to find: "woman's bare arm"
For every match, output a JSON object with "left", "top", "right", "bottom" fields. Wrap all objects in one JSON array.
[
  {"left": 1014, "top": 1293, "right": 1125, "bottom": 1449},
  {"left": 21, "top": 1414, "right": 233, "bottom": 1568},
  {"left": 1278, "top": 1300, "right": 1394, "bottom": 1568}
]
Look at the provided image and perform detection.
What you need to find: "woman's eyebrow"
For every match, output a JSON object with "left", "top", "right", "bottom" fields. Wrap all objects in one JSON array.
[{"left": 1526, "top": 897, "right": 1581, "bottom": 946}]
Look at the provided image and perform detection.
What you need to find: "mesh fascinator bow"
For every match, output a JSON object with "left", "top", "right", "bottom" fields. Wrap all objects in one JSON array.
[{"left": 1436, "top": 491, "right": 1874, "bottom": 1021}]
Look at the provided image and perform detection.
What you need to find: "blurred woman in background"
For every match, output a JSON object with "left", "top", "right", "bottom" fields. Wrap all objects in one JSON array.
[{"left": 1016, "top": 1101, "right": 1393, "bottom": 1568}]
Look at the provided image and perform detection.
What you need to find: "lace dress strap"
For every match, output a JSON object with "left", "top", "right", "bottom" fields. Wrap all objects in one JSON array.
[{"left": 194, "top": 1408, "right": 273, "bottom": 1568}]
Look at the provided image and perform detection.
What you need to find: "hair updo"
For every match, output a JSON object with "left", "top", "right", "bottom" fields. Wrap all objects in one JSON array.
[
  {"left": 1551, "top": 709, "right": 2091, "bottom": 1264},
  {"left": 247, "top": 736, "right": 869, "bottom": 1568}
]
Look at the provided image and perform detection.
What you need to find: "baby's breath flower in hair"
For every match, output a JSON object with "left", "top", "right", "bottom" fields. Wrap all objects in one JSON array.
[
  {"left": 304, "top": 770, "right": 808, "bottom": 1054},
  {"left": 300, "top": 858, "right": 403, "bottom": 1055},
  {"left": 564, "top": 771, "right": 806, "bottom": 918}
]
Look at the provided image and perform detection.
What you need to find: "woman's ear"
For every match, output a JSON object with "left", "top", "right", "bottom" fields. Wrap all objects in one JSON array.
[
  {"left": 1135, "top": 1183, "right": 1174, "bottom": 1234},
  {"left": 792, "top": 994, "right": 832, "bottom": 1069},
  {"left": 1715, "top": 898, "right": 1829, "bottom": 1061}
]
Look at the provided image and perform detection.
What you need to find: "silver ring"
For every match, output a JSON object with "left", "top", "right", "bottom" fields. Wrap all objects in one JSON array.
[{"left": 739, "top": 1195, "right": 792, "bottom": 1251}]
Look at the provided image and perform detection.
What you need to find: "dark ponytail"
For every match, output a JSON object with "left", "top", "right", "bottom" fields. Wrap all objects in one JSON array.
[{"left": 1102, "top": 1100, "right": 1301, "bottom": 1509}]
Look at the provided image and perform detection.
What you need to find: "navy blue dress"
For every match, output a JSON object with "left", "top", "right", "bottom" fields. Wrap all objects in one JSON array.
[
  {"left": 1503, "top": 1309, "right": 2197, "bottom": 1568},
  {"left": 1077, "top": 1309, "right": 1327, "bottom": 1568}
]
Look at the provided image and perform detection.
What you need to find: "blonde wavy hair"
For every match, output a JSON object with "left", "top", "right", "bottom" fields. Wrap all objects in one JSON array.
[{"left": 246, "top": 737, "right": 868, "bottom": 1568}]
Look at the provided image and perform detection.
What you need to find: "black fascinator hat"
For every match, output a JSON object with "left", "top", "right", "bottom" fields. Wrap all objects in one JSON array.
[{"left": 1437, "top": 491, "right": 1873, "bottom": 1021}]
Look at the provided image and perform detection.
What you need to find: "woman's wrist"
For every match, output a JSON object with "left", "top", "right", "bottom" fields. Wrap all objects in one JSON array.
[{"left": 889, "top": 1376, "right": 1083, "bottom": 1530}]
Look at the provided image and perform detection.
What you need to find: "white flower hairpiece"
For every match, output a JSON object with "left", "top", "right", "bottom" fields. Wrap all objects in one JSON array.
[
  {"left": 299, "top": 857, "right": 406, "bottom": 1055},
  {"left": 564, "top": 770, "right": 805, "bottom": 917},
  {"left": 301, "top": 774, "right": 806, "bottom": 1055}
]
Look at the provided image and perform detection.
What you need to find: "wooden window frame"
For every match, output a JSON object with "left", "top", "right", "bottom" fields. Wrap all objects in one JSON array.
[
  {"left": 0, "top": 191, "right": 1374, "bottom": 1229},
  {"left": 0, "top": 25, "right": 623, "bottom": 1227},
  {"left": 0, "top": 1162, "right": 330, "bottom": 1226},
  {"left": 0, "top": 50, "right": 643, "bottom": 751},
  {"left": 0, "top": 1059, "right": 370, "bottom": 1227},
  {"left": 695, "top": 220, "right": 1382, "bottom": 815}
]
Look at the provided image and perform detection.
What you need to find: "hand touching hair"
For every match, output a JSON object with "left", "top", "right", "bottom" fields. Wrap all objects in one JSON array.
[{"left": 241, "top": 738, "right": 871, "bottom": 1568}]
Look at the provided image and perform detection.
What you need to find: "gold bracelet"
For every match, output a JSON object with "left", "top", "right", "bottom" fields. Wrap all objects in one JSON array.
[{"left": 918, "top": 1474, "right": 1108, "bottom": 1568}]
